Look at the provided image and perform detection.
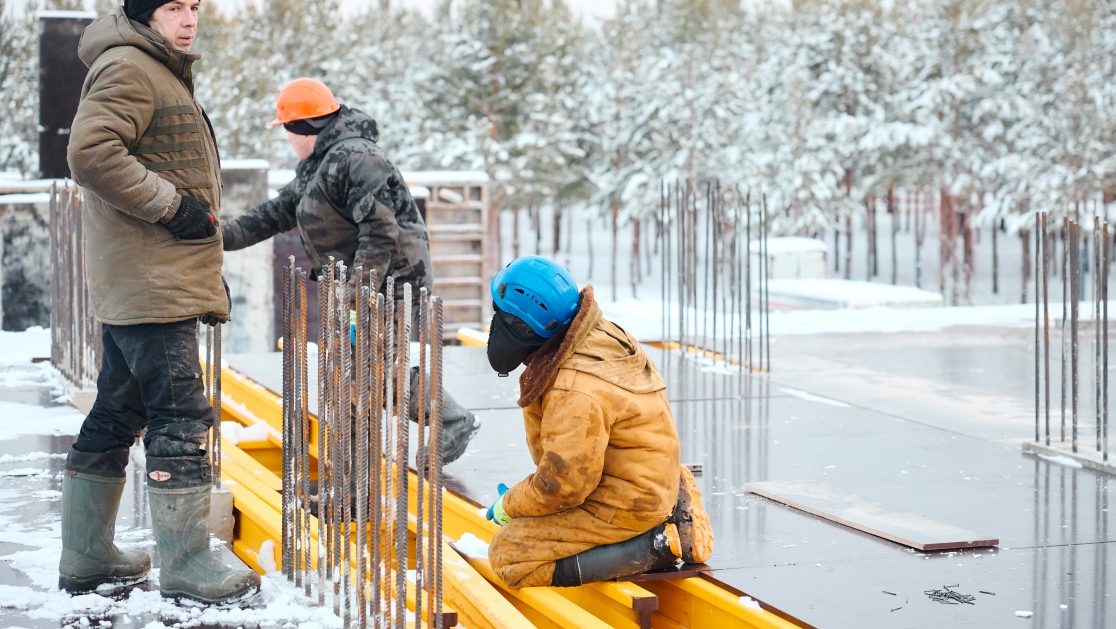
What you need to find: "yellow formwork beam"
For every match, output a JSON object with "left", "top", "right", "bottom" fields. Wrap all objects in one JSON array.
[
  {"left": 219, "top": 363, "right": 805, "bottom": 629},
  {"left": 219, "top": 365, "right": 535, "bottom": 629}
]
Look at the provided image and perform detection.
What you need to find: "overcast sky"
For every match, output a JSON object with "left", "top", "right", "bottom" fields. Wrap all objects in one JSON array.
[{"left": 17, "top": 0, "right": 620, "bottom": 22}]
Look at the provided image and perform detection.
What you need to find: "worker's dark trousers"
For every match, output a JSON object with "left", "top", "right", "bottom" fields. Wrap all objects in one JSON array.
[{"left": 72, "top": 319, "right": 213, "bottom": 477}]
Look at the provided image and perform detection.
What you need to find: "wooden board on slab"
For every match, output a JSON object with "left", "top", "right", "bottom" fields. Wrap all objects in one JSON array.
[{"left": 745, "top": 481, "right": 998, "bottom": 551}]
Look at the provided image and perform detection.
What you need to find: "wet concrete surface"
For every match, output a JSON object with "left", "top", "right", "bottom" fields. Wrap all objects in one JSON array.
[{"left": 211, "top": 329, "right": 1116, "bottom": 627}]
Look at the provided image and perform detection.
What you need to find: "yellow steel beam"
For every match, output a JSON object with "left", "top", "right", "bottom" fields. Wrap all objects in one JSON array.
[
  {"left": 220, "top": 365, "right": 535, "bottom": 629},
  {"left": 220, "top": 362, "right": 804, "bottom": 629}
]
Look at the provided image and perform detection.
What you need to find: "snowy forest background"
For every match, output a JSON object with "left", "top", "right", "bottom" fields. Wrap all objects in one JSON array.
[{"left": 3, "top": 0, "right": 1116, "bottom": 304}]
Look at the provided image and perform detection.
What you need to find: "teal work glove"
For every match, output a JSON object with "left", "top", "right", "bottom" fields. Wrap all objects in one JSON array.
[
  {"left": 350, "top": 309, "right": 357, "bottom": 345},
  {"left": 485, "top": 483, "right": 512, "bottom": 526}
]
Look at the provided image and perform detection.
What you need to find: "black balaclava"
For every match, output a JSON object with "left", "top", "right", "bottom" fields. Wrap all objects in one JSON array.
[
  {"left": 283, "top": 111, "right": 339, "bottom": 136},
  {"left": 488, "top": 304, "right": 546, "bottom": 377}
]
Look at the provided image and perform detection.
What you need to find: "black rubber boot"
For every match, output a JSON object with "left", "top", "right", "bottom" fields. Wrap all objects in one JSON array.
[
  {"left": 550, "top": 523, "right": 681, "bottom": 587},
  {"left": 58, "top": 448, "right": 151, "bottom": 592},
  {"left": 409, "top": 366, "right": 481, "bottom": 465},
  {"left": 146, "top": 455, "right": 261, "bottom": 604}
]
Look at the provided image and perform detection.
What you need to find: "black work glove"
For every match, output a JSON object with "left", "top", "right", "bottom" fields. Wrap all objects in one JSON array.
[
  {"left": 200, "top": 277, "right": 232, "bottom": 326},
  {"left": 165, "top": 196, "right": 216, "bottom": 240}
]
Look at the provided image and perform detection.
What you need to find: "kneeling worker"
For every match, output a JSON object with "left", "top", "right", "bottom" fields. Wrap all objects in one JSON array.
[
  {"left": 484, "top": 256, "right": 713, "bottom": 589},
  {"left": 221, "top": 78, "right": 479, "bottom": 463}
]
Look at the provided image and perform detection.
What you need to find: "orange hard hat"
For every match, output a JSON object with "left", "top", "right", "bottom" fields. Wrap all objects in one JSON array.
[{"left": 268, "top": 78, "right": 341, "bottom": 127}]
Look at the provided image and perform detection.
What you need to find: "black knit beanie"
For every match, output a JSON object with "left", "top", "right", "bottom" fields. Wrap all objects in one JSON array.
[{"left": 124, "top": 0, "right": 175, "bottom": 24}]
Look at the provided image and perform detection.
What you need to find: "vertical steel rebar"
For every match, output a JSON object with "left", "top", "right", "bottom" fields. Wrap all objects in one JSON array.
[
  {"left": 282, "top": 260, "right": 293, "bottom": 579},
  {"left": 1043, "top": 213, "right": 1051, "bottom": 446},
  {"left": 317, "top": 264, "right": 330, "bottom": 607},
  {"left": 340, "top": 266, "right": 352, "bottom": 629},
  {"left": 1098, "top": 221, "right": 1107, "bottom": 461},
  {"left": 415, "top": 288, "right": 428, "bottom": 628},
  {"left": 1036, "top": 224, "right": 1041, "bottom": 443},
  {"left": 395, "top": 284, "right": 412, "bottom": 629},
  {"left": 1098, "top": 219, "right": 1104, "bottom": 453},
  {"left": 371, "top": 288, "right": 383, "bottom": 628},
  {"left": 298, "top": 271, "right": 310, "bottom": 597},
  {"left": 356, "top": 275, "right": 370, "bottom": 629},
  {"left": 432, "top": 297, "right": 445, "bottom": 629},
  {"left": 1063, "top": 218, "right": 1069, "bottom": 442},
  {"left": 1073, "top": 223, "right": 1080, "bottom": 453}
]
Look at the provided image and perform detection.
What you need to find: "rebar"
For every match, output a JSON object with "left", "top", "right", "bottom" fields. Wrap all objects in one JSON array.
[
  {"left": 415, "top": 288, "right": 428, "bottom": 628},
  {"left": 214, "top": 322, "right": 222, "bottom": 483},
  {"left": 318, "top": 262, "right": 331, "bottom": 607},
  {"left": 432, "top": 296, "right": 445, "bottom": 629},
  {"left": 1098, "top": 219, "right": 1103, "bottom": 453},
  {"left": 1043, "top": 213, "right": 1050, "bottom": 446},
  {"left": 1072, "top": 223, "right": 1080, "bottom": 453},
  {"left": 1104, "top": 223, "right": 1110, "bottom": 462},
  {"left": 1035, "top": 225, "right": 1041, "bottom": 444},
  {"left": 356, "top": 276, "right": 369, "bottom": 629},
  {"left": 395, "top": 284, "right": 412, "bottom": 629},
  {"left": 277, "top": 264, "right": 444, "bottom": 628},
  {"left": 282, "top": 258, "right": 294, "bottom": 579},
  {"left": 1063, "top": 218, "right": 1069, "bottom": 442}
]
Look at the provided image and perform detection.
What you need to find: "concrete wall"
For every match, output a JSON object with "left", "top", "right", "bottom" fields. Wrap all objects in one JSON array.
[{"left": 220, "top": 162, "right": 274, "bottom": 353}]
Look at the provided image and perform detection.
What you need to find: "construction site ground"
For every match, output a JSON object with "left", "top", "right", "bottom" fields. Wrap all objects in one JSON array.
[{"left": 1, "top": 324, "right": 1112, "bottom": 628}]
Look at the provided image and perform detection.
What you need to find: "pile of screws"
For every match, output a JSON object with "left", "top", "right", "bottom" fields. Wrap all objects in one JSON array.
[{"left": 924, "top": 585, "right": 976, "bottom": 605}]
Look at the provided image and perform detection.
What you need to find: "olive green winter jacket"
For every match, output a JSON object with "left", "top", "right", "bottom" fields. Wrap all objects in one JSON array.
[{"left": 68, "top": 11, "right": 227, "bottom": 325}]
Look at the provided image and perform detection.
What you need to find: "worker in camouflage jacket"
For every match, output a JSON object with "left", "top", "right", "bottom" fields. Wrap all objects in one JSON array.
[
  {"left": 222, "top": 78, "right": 479, "bottom": 464},
  {"left": 61, "top": 0, "right": 258, "bottom": 604}
]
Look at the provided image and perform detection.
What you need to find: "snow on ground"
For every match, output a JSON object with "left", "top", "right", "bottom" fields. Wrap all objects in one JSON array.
[
  {"left": 766, "top": 278, "right": 944, "bottom": 309},
  {"left": 597, "top": 298, "right": 1051, "bottom": 342},
  {"left": 0, "top": 401, "right": 85, "bottom": 441},
  {"left": 0, "top": 326, "right": 51, "bottom": 365}
]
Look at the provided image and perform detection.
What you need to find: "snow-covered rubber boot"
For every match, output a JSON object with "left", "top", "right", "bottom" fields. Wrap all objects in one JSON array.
[
  {"left": 58, "top": 448, "right": 151, "bottom": 593},
  {"left": 147, "top": 455, "right": 260, "bottom": 604},
  {"left": 668, "top": 466, "right": 713, "bottom": 563},
  {"left": 549, "top": 523, "right": 681, "bottom": 587}
]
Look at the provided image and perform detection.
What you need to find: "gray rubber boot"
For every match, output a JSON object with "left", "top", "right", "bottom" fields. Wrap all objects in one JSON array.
[
  {"left": 550, "top": 523, "right": 681, "bottom": 587},
  {"left": 147, "top": 455, "right": 260, "bottom": 604},
  {"left": 410, "top": 366, "right": 481, "bottom": 465},
  {"left": 58, "top": 449, "right": 151, "bottom": 592}
]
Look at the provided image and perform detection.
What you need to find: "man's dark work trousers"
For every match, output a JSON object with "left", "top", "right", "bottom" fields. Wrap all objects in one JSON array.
[{"left": 74, "top": 319, "right": 212, "bottom": 478}]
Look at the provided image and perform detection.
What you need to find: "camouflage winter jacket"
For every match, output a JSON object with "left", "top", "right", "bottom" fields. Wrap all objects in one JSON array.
[{"left": 223, "top": 106, "right": 430, "bottom": 296}]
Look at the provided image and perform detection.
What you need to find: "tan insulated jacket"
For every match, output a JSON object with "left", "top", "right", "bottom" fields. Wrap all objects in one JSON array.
[
  {"left": 502, "top": 286, "right": 682, "bottom": 530},
  {"left": 68, "top": 12, "right": 227, "bottom": 325}
]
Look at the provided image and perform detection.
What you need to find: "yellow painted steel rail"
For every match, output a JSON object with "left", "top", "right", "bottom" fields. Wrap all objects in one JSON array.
[{"left": 216, "top": 363, "right": 803, "bottom": 629}]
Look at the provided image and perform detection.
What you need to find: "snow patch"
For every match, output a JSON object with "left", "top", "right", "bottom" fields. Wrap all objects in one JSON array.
[
  {"left": 0, "top": 327, "right": 51, "bottom": 365},
  {"left": 1037, "top": 454, "right": 1084, "bottom": 469},
  {"left": 0, "top": 452, "right": 67, "bottom": 464},
  {"left": 739, "top": 596, "right": 763, "bottom": 612},
  {"left": 454, "top": 533, "right": 490, "bottom": 559},
  {"left": 258, "top": 540, "right": 277, "bottom": 572},
  {"left": 0, "top": 401, "right": 85, "bottom": 441},
  {"left": 780, "top": 388, "right": 850, "bottom": 408}
]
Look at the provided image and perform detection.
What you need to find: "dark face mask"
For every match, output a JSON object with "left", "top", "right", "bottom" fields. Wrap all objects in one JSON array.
[{"left": 488, "top": 307, "right": 545, "bottom": 377}]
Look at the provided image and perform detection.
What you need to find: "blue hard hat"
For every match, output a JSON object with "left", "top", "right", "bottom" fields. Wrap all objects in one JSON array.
[{"left": 491, "top": 256, "right": 580, "bottom": 339}]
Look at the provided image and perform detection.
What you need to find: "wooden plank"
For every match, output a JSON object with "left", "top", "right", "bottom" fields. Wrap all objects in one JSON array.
[{"left": 745, "top": 481, "right": 998, "bottom": 551}]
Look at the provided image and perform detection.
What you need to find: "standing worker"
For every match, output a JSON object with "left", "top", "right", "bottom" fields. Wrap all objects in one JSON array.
[
  {"left": 221, "top": 78, "right": 480, "bottom": 463},
  {"left": 61, "top": 0, "right": 260, "bottom": 603},
  {"left": 483, "top": 257, "right": 713, "bottom": 589}
]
